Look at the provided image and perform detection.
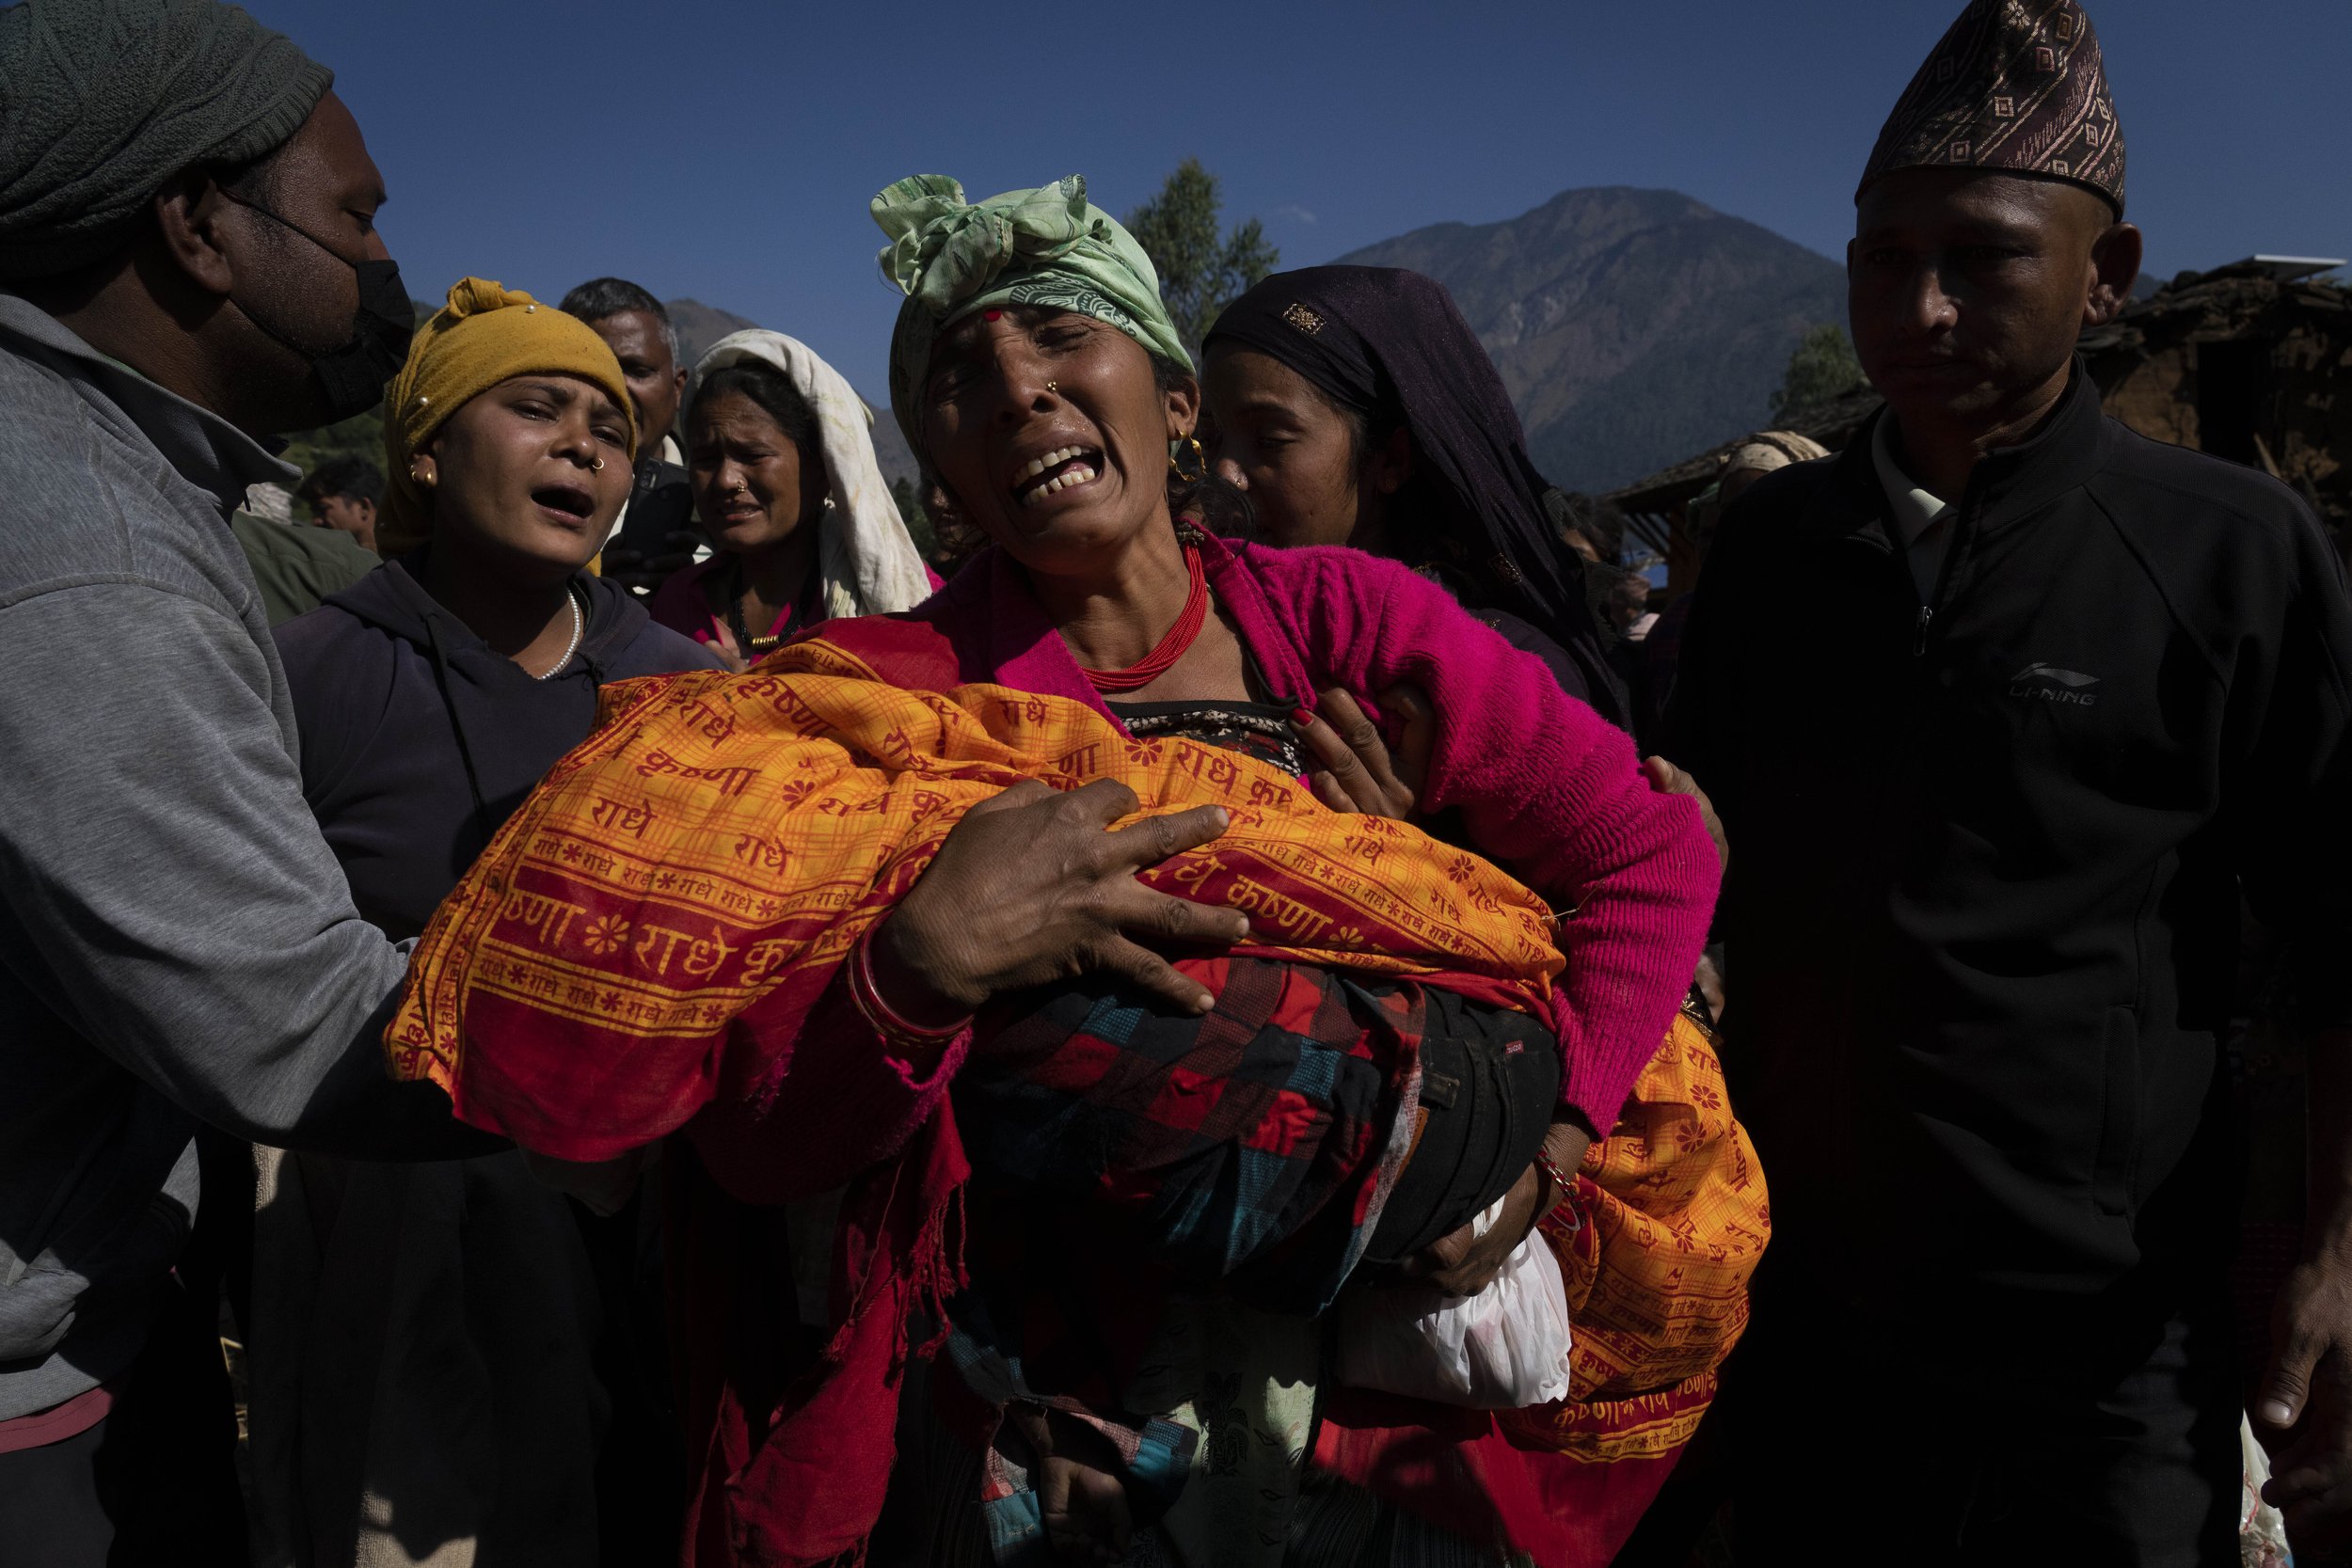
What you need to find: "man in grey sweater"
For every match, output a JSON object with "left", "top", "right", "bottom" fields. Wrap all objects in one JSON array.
[{"left": 0, "top": 2, "right": 486, "bottom": 1557}]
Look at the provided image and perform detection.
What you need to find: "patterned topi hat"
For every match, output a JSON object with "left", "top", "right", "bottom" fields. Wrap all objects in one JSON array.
[{"left": 1857, "top": 0, "right": 2125, "bottom": 214}]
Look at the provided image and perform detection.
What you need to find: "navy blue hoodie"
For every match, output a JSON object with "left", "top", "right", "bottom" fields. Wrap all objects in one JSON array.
[{"left": 275, "top": 555, "right": 723, "bottom": 939}]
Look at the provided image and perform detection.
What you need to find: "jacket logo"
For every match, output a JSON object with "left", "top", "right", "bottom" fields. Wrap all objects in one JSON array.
[{"left": 2010, "top": 662, "right": 2101, "bottom": 705}]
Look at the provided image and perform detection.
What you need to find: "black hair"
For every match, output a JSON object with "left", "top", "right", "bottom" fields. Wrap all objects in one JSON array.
[
  {"left": 689, "top": 360, "right": 819, "bottom": 459},
  {"left": 1287, "top": 370, "right": 1472, "bottom": 578},
  {"left": 917, "top": 349, "right": 1251, "bottom": 565},
  {"left": 559, "top": 277, "right": 677, "bottom": 357},
  {"left": 297, "top": 455, "right": 383, "bottom": 506},
  {"left": 1549, "top": 491, "right": 1628, "bottom": 564},
  {"left": 1153, "top": 353, "right": 1253, "bottom": 540},
  {"left": 1604, "top": 564, "right": 1653, "bottom": 610}
]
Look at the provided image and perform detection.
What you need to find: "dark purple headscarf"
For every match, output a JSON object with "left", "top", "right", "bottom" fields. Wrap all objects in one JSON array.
[{"left": 1206, "top": 265, "right": 1628, "bottom": 730}]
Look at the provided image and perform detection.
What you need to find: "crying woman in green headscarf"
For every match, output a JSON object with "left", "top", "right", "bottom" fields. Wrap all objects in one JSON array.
[{"left": 661, "top": 170, "right": 1717, "bottom": 1568}]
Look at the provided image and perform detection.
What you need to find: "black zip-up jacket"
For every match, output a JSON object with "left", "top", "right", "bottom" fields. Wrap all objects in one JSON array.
[
  {"left": 1666, "top": 365, "right": 2351, "bottom": 1307},
  {"left": 273, "top": 555, "right": 723, "bottom": 938}
]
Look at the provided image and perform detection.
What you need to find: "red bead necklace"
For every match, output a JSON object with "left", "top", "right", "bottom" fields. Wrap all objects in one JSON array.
[{"left": 1082, "top": 543, "right": 1208, "bottom": 693}]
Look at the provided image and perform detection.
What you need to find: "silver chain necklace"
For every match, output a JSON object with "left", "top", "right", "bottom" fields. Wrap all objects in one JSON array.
[{"left": 535, "top": 591, "right": 584, "bottom": 681}]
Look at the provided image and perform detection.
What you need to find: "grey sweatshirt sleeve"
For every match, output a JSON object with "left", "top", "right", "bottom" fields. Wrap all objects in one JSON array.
[{"left": 0, "top": 579, "right": 493, "bottom": 1156}]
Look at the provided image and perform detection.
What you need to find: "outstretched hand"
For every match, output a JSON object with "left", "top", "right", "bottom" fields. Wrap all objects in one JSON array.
[
  {"left": 2259, "top": 1253, "right": 2352, "bottom": 1544},
  {"left": 1014, "top": 1405, "right": 1135, "bottom": 1564},
  {"left": 874, "top": 778, "right": 1249, "bottom": 1022},
  {"left": 2260, "top": 1031, "right": 2352, "bottom": 1546}
]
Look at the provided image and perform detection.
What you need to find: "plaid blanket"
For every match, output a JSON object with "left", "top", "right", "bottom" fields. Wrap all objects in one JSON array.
[{"left": 959, "top": 958, "right": 1434, "bottom": 1316}]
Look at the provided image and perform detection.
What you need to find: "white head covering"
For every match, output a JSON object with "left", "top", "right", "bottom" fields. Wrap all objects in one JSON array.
[
  {"left": 1721, "top": 430, "right": 1831, "bottom": 480},
  {"left": 691, "top": 328, "right": 933, "bottom": 620}
]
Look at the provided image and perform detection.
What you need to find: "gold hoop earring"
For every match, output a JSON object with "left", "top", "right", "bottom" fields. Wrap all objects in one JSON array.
[
  {"left": 1168, "top": 436, "right": 1207, "bottom": 484},
  {"left": 409, "top": 462, "right": 433, "bottom": 486}
]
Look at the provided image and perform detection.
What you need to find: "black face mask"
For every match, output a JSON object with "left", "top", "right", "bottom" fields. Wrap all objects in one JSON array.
[{"left": 221, "top": 194, "right": 415, "bottom": 424}]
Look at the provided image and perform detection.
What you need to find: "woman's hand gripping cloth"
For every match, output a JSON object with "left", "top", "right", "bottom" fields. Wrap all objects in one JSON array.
[{"left": 383, "top": 627, "right": 1566, "bottom": 1567}]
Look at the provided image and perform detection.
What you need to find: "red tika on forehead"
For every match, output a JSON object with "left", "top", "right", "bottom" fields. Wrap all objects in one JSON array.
[{"left": 1858, "top": 0, "right": 2126, "bottom": 214}]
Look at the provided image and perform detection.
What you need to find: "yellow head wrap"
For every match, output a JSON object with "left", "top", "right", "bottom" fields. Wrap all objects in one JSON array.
[{"left": 377, "top": 277, "right": 637, "bottom": 552}]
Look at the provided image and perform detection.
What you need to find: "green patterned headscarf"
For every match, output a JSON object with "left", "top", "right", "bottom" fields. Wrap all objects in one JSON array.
[{"left": 872, "top": 174, "right": 1191, "bottom": 467}]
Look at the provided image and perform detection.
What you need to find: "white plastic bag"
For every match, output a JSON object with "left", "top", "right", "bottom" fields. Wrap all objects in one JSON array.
[
  {"left": 2239, "top": 1413, "right": 2293, "bottom": 1567},
  {"left": 1334, "top": 1196, "right": 1576, "bottom": 1409}
]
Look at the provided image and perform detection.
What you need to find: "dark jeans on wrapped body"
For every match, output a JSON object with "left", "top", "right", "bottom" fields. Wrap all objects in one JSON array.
[{"left": 1359, "top": 987, "right": 1560, "bottom": 1266}]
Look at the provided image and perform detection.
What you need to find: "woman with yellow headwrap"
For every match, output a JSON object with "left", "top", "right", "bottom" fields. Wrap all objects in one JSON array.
[{"left": 248, "top": 280, "right": 722, "bottom": 1567}]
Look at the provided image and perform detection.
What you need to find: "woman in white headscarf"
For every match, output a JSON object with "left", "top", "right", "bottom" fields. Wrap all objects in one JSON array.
[{"left": 649, "top": 328, "right": 934, "bottom": 667}]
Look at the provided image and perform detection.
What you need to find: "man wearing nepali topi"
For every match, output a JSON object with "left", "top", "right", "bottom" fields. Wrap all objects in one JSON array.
[{"left": 1669, "top": 2, "right": 2352, "bottom": 1560}]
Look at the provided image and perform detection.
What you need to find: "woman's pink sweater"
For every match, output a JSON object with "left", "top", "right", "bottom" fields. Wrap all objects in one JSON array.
[{"left": 909, "top": 531, "right": 1721, "bottom": 1134}]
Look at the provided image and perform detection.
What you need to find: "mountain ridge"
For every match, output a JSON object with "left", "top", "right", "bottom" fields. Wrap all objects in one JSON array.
[{"left": 1333, "top": 185, "right": 1848, "bottom": 490}]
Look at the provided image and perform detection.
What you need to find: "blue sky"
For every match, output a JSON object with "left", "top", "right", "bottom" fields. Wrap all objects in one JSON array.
[{"left": 255, "top": 0, "right": 2351, "bottom": 407}]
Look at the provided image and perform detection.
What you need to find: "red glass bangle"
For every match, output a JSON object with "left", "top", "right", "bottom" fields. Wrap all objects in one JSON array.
[
  {"left": 1534, "top": 1148, "right": 1579, "bottom": 1209},
  {"left": 849, "top": 930, "right": 970, "bottom": 1048}
]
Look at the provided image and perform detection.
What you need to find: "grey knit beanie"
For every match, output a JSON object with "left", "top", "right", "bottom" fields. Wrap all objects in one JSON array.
[{"left": 0, "top": 0, "right": 332, "bottom": 282}]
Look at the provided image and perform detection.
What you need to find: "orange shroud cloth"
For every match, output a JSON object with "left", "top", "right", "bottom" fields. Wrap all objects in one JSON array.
[
  {"left": 382, "top": 626, "right": 1766, "bottom": 1568},
  {"left": 385, "top": 633, "right": 1564, "bottom": 1161},
  {"left": 1539, "top": 1010, "right": 1767, "bottom": 1426}
]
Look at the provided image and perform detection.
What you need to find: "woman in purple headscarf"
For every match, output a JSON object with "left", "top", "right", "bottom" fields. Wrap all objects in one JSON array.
[
  {"left": 1200, "top": 264, "right": 1726, "bottom": 906},
  {"left": 1200, "top": 266, "right": 1629, "bottom": 730}
]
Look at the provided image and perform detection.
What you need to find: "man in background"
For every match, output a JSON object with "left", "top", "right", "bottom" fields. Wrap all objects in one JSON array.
[
  {"left": 1669, "top": 2, "right": 2352, "bottom": 1558},
  {"left": 561, "top": 276, "right": 686, "bottom": 453},
  {"left": 295, "top": 453, "right": 382, "bottom": 553},
  {"left": 562, "top": 276, "right": 698, "bottom": 594},
  {"left": 232, "top": 467, "right": 375, "bottom": 626}
]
